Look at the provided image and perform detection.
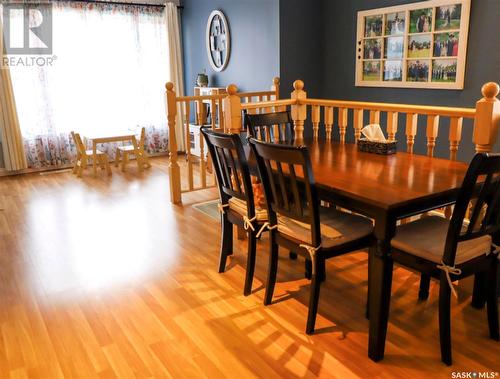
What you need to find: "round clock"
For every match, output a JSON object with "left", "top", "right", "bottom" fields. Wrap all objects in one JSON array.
[{"left": 206, "top": 10, "right": 230, "bottom": 72}]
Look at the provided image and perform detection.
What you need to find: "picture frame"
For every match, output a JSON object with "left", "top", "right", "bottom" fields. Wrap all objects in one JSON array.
[{"left": 355, "top": 0, "right": 470, "bottom": 90}]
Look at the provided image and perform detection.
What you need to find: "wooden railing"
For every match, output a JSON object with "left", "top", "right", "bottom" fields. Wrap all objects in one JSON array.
[
  {"left": 166, "top": 78, "right": 500, "bottom": 204},
  {"left": 165, "top": 77, "right": 281, "bottom": 204}
]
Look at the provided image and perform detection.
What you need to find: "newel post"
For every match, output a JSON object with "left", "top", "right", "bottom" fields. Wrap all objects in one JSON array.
[
  {"left": 223, "top": 84, "right": 242, "bottom": 134},
  {"left": 473, "top": 82, "right": 500, "bottom": 153},
  {"left": 291, "top": 80, "right": 307, "bottom": 141},
  {"left": 272, "top": 77, "right": 280, "bottom": 100},
  {"left": 166, "top": 82, "right": 182, "bottom": 204}
]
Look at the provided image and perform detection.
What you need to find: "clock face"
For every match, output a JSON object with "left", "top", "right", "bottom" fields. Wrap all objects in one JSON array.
[{"left": 206, "top": 10, "right": 230, "bottom": 72}]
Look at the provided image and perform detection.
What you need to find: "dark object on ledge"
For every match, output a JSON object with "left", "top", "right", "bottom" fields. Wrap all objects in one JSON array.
[{"left": 357, "top": 139, "right": 397, "bottom": 155}]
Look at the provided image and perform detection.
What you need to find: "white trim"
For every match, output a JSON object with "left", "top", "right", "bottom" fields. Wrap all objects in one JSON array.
[
  {"left": 355, "top": 0, "right": 471, "bottom": 90},
  {"left": 206, "top": 10, "right": 230, "bottom": 72}
]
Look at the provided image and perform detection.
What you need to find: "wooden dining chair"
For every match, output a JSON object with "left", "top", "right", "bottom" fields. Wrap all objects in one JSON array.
[
  {"left": 244, "top": 111, "right": 294, "bottom": 143},
  {"left": 249, "top": 138, "right": 373, "bottom": 334},
  {"left": 389, "top": 153, "right": 500, "bottom": 365},
  {"left": 71, "top": 131, "right": 111, "bottom": 177},
  {"left": 201, "top": 127, "right": 270, "bottom": 296},
  {"left": 115, "top": 127, "right": 151, "bottom": 172}
]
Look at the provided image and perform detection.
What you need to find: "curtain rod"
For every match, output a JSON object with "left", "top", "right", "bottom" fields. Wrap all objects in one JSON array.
[{"left": 51, "top": 0, "right": 183, "bottom": 9}]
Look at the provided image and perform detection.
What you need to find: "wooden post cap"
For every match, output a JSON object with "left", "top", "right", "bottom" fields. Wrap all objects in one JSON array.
[
  {"left": 293, "top": 80, "right": 304, "bottom": 91},
  {"left": 481, "top": 82, "right": 500, "bottom": 99},
  {"left": 226, "top": 84, "right": 238, "bottom": 95},
  {"left": 166, "top": 82, "right": 174, "bottom": 91},
  {"left": 273, "top": 77, "right": 280, "bottom": 85}
]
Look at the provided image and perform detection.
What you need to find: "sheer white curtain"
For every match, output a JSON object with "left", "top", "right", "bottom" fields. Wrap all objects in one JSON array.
[{"left": 9, "top": 1, "right": 173, "bottom": 168}]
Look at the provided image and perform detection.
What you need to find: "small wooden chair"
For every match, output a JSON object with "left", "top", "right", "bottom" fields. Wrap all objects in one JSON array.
[
  {"left": 244, "top": 110, "right": 294, "bottom": 143},
  {"left": 71, "top": 131, "right": 111, "bottom": 177},
  {"left": 115, "top": 127, "right": 151, "bottom": 172},
  {"left": 389, "top": 153, "right": 500, "bottom": 365}
]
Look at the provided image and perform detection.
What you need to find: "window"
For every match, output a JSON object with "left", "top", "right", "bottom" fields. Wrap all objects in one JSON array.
[{"left": 9, "top": 2, "right": 170, "bottom": 168}]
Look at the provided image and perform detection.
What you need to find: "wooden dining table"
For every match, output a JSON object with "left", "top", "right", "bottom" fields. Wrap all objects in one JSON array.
[{"left": 245, "top": 139, "right": 471, "bottom": 362}]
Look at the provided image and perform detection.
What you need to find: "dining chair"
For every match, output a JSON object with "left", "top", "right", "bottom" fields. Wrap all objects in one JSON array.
[
  {"left": 249, "top": 138, "right": 373, "bottom": 334},
  {"left": 71, "top": 131, "right": 111, "bottom": 177},
  {"left": 201, "top": 127, "right": 270, "bottom": 296},
  {"left": 389, "top": 153, "right": 500, "bottom": 365},
  {"left": 244, "top": 110, "right": 294, "bottom": 143},
  {"left": 115, "top": 127, "right": 151, "bottom": 172}
]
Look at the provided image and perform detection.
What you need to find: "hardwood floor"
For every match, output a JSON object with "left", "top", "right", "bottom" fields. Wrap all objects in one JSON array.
[{"left": 0, "top": 157, "right": 497, "bottom": 378}]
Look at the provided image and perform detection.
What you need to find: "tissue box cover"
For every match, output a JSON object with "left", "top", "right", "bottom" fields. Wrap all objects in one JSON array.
[{"left": 357, "top": 138, "right": 397, "bottom": 155}]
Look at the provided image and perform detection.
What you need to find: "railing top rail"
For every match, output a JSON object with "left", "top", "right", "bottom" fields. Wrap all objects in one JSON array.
[
  {"left": 238, "top": 90, "right": 275, "bottom": 98},
  {"left": 176, "top": 94, "right": 226, "bottom": 102},
  {"left": 241, "top": 98, "right": 297, "bottom": 110},
  {"left": 301, "top": 98, "right": 476, "bottom": 119}
]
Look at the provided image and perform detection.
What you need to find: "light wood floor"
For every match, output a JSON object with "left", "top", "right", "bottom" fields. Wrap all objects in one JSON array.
[{"left": 0, "top": 157, "right": 498, "bottom": 378}]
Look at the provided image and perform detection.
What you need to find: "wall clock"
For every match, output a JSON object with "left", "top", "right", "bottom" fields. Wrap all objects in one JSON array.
[{"left": 206, "top": 10, "right": 230, "bottom": 72}]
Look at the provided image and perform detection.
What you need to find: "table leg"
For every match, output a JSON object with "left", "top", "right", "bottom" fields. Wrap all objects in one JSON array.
[
  {"left": 368, "top": 214, "right": 396, "bottom": 362},
  {"left": 92, "top": 142, "right": 98, "bottom": 176}
]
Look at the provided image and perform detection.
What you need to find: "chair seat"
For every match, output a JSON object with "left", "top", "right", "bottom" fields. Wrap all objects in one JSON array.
[
  {"left": 85, "top": 149, "right": 106, "bottom": 155},
  {"left": 117, "top": 145, "right": 137, "bottom": 152},
  {"left": 228, "top": 197, "right": 268, "bottom": 221},
  {"left": 277, "top": 207, "right": 373, "bottom": 248},
  {"left": 391, "top": 216, "right": 492, "bottom": 265}
]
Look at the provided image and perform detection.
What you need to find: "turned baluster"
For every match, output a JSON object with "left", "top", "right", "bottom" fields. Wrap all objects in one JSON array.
[
  {"left": 426, "top": 115, "right": 439, "bottom": 157},
  {"left": 312, "top": 105, "right": 320, "bottom": 140},
  {"left": 369, "top": 110, "right": 380, "bottom": 125},
  {"left": 184, "top": 101, "right": 194, "bottom": 191},
  {"left": 386, "top": 111, "right": 398, "bottom": 142},
  {"left": 324, "top": 106, "right": 334, "bottom": 141},
  {"left": 166, "top": 82, "right": 182, "bottom": 204},
  {"left": 353, "top": 109, "right": 363, "bottom": 142},
  {"left": 291, "top": 80, "right": 307, "bottom": 141},
  {"left": 271, "top": 77, "right": 280, "bottom": 101},
  {"left": 405, "top": 113, "right": 418, "bottom": 154},
  {"left": 338, "top": 108, "right": 348, "bottom": 143},
  {"left": 449, "top": 117, "right": 463, "bottom": 161}
]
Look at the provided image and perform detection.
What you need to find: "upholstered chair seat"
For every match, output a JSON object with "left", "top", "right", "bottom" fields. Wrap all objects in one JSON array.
[
  {"left": 392, "top": 216, "right": 491, "bottom": 265},
  {"left": 228, "top": 197, "right": 268, "bottom": 221},
  {"left": 278, "top": 208, "right": 373, "bottom": 248}
]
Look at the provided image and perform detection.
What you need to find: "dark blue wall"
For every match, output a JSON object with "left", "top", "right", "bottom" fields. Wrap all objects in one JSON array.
[
  {"left": 322, "top": 0, "right": 500, "bottom": 161},
  {"left": 181, "top": 0, "right": 280, "bottom": 94}
]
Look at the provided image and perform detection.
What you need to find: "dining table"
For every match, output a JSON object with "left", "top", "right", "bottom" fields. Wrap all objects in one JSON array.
[
  {"left": 84, "top": 133, "right": 139, "bottom": 176},
  {"left": 244, "top": 138, "right": 471, "bottom": 362}
]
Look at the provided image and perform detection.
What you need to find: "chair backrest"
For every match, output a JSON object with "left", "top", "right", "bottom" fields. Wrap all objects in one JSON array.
[
  {"left": 139, "top": 127, "right": 146, "bottom": 150},
  {"left": 201, "top": 127, "right": 256, "bottom": 218},
  {"left": 244, "top": 111, "right": 294, "bottom": 143},
  {"left": 445, "top": 153, "right": 500, "bottom": 265},
  {"left": 71, "top": 131, "right": 86, "bottom": 156},
  {"left": 249, "top": 138, "right": 321, "bottom": 247}
]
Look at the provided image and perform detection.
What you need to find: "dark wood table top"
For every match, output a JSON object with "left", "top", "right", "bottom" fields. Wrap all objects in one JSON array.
[{"left": 246, "top": 139, "right": 470, "bottom": 216}]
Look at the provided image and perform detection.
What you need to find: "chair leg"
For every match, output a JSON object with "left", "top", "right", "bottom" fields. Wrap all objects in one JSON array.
[
  {"left": 99, "top": 155, "right": 105, "bottom": 170},
  {"left": 305, "top": 259, "right": 312, "bottom": 280},
  {"left": 472, "top": 271, "right": 487, "bottom": 309},
  {"left": 306, "top": 257, "right": 324, "bottom": 335},
  {"left": 218, "top": 217, "right": 233, "bottom": 273},
  {"left": 486, "top": 257, "right": 499, "bottom": 341},
  {"left": 419, "top": 273, "right": 431, "bottom": 301},
  {"left": 439, "top": 273, "right": 453, "bottom": 366},
  {"left": 264, "top": 232, "right": 279, "bottom": 306},
  {"left": 76, "top": 161, "right": 83, "bottom": 178},
  {"left": 244, "top": 232, "right": 257, "bottom": 296}
]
